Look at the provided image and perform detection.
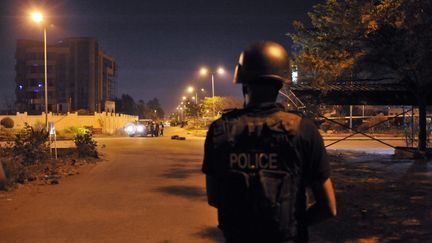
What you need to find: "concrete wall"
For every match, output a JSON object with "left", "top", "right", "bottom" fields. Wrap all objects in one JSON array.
[{"left": 0, "top": 112, "right": 138, "bottom": 134}]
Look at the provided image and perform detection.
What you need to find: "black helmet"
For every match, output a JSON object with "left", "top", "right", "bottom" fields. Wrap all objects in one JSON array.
[{"left": 233, "top": 41, "right": 291, "bottom": 86}]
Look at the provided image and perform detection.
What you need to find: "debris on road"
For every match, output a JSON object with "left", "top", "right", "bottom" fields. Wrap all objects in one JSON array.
[{"left": 171, "top": 135, "right": 186, "bottom": 140}]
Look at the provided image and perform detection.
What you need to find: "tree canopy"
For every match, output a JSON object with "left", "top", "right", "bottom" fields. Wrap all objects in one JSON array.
[
  {"left": 290, "top": 0, "right": 432, "bottom": 150},
  {"left": 115, "top": 95, "right": 164, "bottom": 119},
  {"left": 290, "top": 0, "right": 432, "bottom": 92},
  {"left": 200, "top": 96, "right": 243, "bottom": 117}
]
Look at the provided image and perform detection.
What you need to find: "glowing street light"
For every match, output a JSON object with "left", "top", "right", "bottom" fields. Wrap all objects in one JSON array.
[
  {"left": 200, "top": 66, "right": 225, "bottom": 117},
  {"left": 200, "top": 67, "right": 208, "bottom": 76},
  {"left": 187, "top": 86, "right": 198, "bottom": 105},
  {"left": 31, "top": 10, "right": 49, "bottom": 129},
  {"left": 31, "top": 11, "right": 43, "bottom": 23}
]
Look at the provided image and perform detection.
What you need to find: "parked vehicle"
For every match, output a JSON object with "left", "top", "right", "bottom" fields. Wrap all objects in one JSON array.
[{"left": 124, "top": 119, "right": 153, "bottom": 137}]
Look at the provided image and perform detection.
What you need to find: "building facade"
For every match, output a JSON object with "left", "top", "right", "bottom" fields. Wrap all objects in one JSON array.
[{"left": 15, "top": 37, "right": 116, "bottom": 113}]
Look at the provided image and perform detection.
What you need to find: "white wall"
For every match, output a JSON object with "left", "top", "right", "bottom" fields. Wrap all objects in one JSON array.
[{"left": 0, "top": 112, "right": 138, "bottom": 134}]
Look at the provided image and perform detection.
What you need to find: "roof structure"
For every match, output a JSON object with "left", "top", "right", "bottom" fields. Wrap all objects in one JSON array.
[{"left": 290, "top": 81, "right": 431, "bottom": 105}]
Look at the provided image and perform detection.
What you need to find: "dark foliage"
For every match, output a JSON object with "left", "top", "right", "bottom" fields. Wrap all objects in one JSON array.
[
  {"left": 74, "top": 132, "right": 98, "bottom": 158},
  {"left": 13, "top": 124, "right": 49, "bottom": 164},
  {"left": 0, "top": 117, "right": 14, "bottom": 128}
]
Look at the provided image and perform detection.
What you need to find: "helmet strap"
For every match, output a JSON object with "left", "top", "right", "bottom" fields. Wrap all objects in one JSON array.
[{"left": 242, "top": 85, "right": 249, "bottom": 108}]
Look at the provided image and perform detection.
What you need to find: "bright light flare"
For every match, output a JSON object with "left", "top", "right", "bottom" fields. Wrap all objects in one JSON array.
[
  {"left": 217, "top": 67, "right": 225, "bottom": 75},
  {"left": 31, "top": 11, "right": 43, "bottom": 23},
  {"left": 200, "top": 67, "right": 208, "bottom": 76},
  {"left": 268, "top": 46, "right": 283, "bottom": 58},
  {"left": 136, "top": 125, "right": 144, "bottom": 133},
  {"left": 182, "top": 96, "right": 187, "bottom": 100},
  {"left": 124, "top": 123, "right": 136, "bottom": 135},
  {"left": 187, "top": 86, "right": 194, "bottom": 93}
]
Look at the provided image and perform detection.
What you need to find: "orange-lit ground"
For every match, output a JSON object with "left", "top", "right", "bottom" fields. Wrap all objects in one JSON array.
[{"left": 0, "top": 127, "right": 430, "bottom": 242}]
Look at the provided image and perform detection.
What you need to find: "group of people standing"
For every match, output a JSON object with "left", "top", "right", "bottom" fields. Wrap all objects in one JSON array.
[{"left": 149, "top": 121, "right": 164, "bottom": 137}]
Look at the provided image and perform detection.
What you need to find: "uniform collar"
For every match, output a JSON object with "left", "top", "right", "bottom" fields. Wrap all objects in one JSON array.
[{"left": 244, "top": 102, "right": 283, "bottom": 113}]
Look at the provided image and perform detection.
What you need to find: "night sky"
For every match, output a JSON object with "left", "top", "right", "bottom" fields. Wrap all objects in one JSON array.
[{"left": 0, "top": 0, "right": 321, "bottom": 113}]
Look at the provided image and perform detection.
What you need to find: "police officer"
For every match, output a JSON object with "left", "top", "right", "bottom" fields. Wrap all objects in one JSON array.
[{"left": 202, "top": 41, "right": 336, "bottom": 243}]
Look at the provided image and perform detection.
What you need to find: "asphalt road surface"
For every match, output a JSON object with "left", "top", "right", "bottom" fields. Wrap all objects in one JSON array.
[
  {"left": 0, "top": 127, "right": 408, "bottom": 243},
  {"left": 0, "top": 127, "right": 224, "bottom": 243}
]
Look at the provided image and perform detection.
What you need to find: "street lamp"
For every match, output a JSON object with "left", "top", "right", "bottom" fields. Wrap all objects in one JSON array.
[
  {"left": 187, "top": 86, "right": 198, "bottom": 105},
  {"left": 200, "top": 66, "right": 225, "bottom": 117},
  {"left": 31, "top": 10, "right": 48, "bottom": 129}
]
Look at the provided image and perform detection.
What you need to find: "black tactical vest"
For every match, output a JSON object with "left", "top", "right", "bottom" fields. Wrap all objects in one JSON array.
[{"left": 211, "top": 105, "right": 304, "bottom": 241}]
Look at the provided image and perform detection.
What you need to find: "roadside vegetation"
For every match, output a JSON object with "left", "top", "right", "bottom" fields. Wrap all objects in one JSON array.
[
  {"left": 0, "top": 124, "right": 100, "bottom": 191},
  {"left": 170, "top": 96, "right": 243, "bottom": 137}
]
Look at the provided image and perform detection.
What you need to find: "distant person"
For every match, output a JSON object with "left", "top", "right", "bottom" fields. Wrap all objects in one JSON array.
[
  {"left": 150, "top": 122, "right": 155, "bottom": 137},
  {"left": 160, "top": 122, "right": 164, "bottom": 136},
  {"left": 202, "top": 41, "right": 336, "bottom": 243},
  {"left": 155, "top": 122, "right": 160, "bottom": 137}
]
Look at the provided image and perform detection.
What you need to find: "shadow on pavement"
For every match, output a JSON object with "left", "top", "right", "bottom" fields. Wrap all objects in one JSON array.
[
  {"left": 160, "top": 167, "right": 201, "bottom": 179},
  {"left": 194, "top": 227, "right": 224, "bottom": 242},
  {"left": 309, "top": 152, "right": 432, "bottom": 242},
  {"left": 155, "top": 185, "right": 206, "bottom": 200}
]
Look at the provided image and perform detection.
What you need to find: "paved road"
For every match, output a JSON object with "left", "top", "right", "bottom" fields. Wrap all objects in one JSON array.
[
  {"left": 0, "top": 127, "right": 223, "bottom": 243},
  {"left": 0, "top": 126, "right": 411, "bottom": 243}
]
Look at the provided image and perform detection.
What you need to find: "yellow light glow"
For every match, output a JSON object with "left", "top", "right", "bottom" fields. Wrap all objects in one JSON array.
[
  {"left": 217, "top": 67, "right": 225, "bottom": 75},
  {"left": 268, "top": 46, "right": 283, "bottom": 59},
  {"left": 187, "top": 86, "right": 194, "bottom": 93},
  {"left": 201, "top": 88, "right": 205, "bottom": 92},
  {"left": 31, "top": 11, "right": 43, "bottom": 23},
  {"left": 200, "top": 67, "right": 208, "bottom": 76},
  {"left": 192, "top": 96, "right": 195, "bottom": 100},
  {"left": 182, "top": 96, "right": 187, "bottom": 100}
]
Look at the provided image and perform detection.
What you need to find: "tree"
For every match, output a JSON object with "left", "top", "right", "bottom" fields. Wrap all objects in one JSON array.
[
  {"left": 290, "top": 0, "right": 432, "bottom": 150},
  {"left": 146, "top": 98, "right": 164, "bottom": 120},
  {"left": 182, "top": 98, "right": 199, "bottom": 118},
  {"left": 115, "top": 94, "right": 138, "bottom": 115},
  {"left": 115, "top": 95, "right": 165, "bottom": 120},
  {"left": 200, "top": 96, "right": 243, "bottom": 117},
  {"left": 137, "top": 99, "right": 146, "bottom": 119}
]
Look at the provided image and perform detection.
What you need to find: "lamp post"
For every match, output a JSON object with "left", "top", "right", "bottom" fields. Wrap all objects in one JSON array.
[
  {"left": 187, "top": 86, "right": 198, "bottom": 105},
  {"left": 31, "top": 11, "right": 48, "bottom": 130},
  {"left": 200, "top": 67, "right": 225, "bottom": 117}
]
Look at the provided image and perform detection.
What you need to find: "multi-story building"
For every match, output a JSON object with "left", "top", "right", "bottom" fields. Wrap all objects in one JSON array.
[{"left": 15, "top": 37, "right": 116, "bottom": 113}]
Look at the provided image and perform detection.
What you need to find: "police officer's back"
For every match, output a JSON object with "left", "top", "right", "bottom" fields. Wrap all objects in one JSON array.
[{"left": 202, "top": 41, "right": 336, "bottom": 243}]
